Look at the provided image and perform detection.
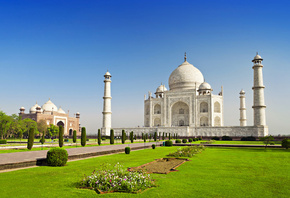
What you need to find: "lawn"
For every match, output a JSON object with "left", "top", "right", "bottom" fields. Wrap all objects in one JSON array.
[
  {"left": 0, "top": 147, "right": 289, "bottom": 198},
  {"left": 181, "top": 140, "right": 281, "bottom": 145}
]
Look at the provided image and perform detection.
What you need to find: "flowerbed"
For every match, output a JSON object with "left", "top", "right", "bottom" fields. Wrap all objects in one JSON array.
[
  {"left": 78, "top": 163, "right": 156, "bottom": 194},
  {"left": 167, "top": 145, "right": 205, "bottom": 157}
]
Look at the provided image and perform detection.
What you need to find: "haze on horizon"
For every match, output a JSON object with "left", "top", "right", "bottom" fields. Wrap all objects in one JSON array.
[{"left": 0, "top": 0, "right": 289, "bottom": 135}]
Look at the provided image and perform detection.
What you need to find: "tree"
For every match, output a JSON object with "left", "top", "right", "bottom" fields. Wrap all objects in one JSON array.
[
  {"left": 59, "top": 125, "right": 64, "bottom": 148},
  {"left": 130, "top": 131, "right": 134, "bottom": 143},
  {"left": 169, "top": 133, "right": 171, "bottom": 140},
  {"left": 73, "top": 130, "right": 77, "bottom": 143},
  {"left": 37, "top": 120, "right": 47, "bottom": 135},
  {"left": 110, "top": 129, "right": 114, "bottom": 145},
  {"left": 282, "top": 138, "right": 290, "bottom": 149},
  {"left": 143, "top": 133, "right": 146, "bottom": 142},
  {"left": 260, "top": 135, "right": 274, "bottom": 148},
  {"left": 81, "top": 127, "right": 86, "bottom": 147},
  {"left": 23, "top": 118, "right": 38, "bottom": 137},
  {"left": 154, "top": 132, "right": 157, "bottom": 141},
  {"left": 122, "top": 129, "right": 125, "bottom": 144},
  {"left": 162, "top": 132, "right": 165, "bottom": 140},
  {"left": 47, "top": 124, "right": 59, "bottom": 137},
  {"left": 142, "top": 133, "right": 144, "bottom": 140},
  {"left": 27, "top": 127, "right": 35, "bottom": 150},
  {"left": 98, "top": 129, "right": 101, "bottom": 145}
]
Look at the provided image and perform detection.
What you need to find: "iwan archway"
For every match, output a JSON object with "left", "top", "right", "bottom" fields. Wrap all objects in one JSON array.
[{"left": 171, "top": 101, "right": 189, "bottom": 126}]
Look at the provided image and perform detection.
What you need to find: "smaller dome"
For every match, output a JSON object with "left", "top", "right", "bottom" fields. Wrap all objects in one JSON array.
[
  {"left": 240, "top": 89, "right": 245, "bottom": 94},
  {"left": 58, "top": 107, "right": 66, "bottom": 114},
  {"left": 30, "top": 103, "right": 39, "bottom": 114},
  {"left": 20, "top": 107, "right": 25, "bottom": 110},
  {"left": 104, "top": 71, "right": 111, "bottom": 76},
  {"left": 76, "top": 112, "right": 80, "bottom": 115},
  {"left": 199, "top": 82, "right": 212, "bottom": 90},
  {"left": 156, "top": 84, "right": 167, "bottom": 93},
  {"left": 252, "top": 54, "right": 263, "bottom": 62}
]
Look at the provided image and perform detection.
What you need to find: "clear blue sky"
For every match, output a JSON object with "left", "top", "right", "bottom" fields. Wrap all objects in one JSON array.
[{"left": 1, "top": 0, "right": 289, "bottom": 135}]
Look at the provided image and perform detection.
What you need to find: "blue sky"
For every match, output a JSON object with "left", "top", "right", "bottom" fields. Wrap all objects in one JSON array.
[{"left": 0, "top": 0, "right": 290, "bottom": 135}]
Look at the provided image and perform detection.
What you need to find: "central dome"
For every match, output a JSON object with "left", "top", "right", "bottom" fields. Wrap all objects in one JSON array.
[{"left": 169, "top": 60, "right": 204, "bottom": 90}]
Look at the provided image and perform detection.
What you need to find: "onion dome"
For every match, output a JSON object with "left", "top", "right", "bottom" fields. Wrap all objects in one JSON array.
[
  {"left": 29, "top": 102, "right": 39, "bottom": 114},
  {"left": 239, "top": 89, "right": 245, "bottom": 95},
  {"left": 169, "top": 54, "right": 204, "bottom": 90},
  {"left": 155, "top": 84, "right": 167, "bottom": 93},
  {"left": 199, "top": 82, "right": 212, "bottom": 91},
  {"left": 252, "top": 53, "right": 263, "bottom": 62},
  {"left": 42, "top": 99, "right": 58, "bottom": 112},
  {"left": 104, "top": 70, "right": 111, "bottom": 77},
  {"left": 58, "top": 107, "right": 66, "bottom": 114},
  {"left": 20, "top": 107, "right": 25, "bottom": 110}
]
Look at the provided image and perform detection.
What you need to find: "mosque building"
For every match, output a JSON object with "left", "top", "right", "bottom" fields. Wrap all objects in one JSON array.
[
  {"left": 101, "top": 53, "right": 268, "bottom": 137},
  {"left": 19, "top": 99, "right": 80, "bottom": 136}
]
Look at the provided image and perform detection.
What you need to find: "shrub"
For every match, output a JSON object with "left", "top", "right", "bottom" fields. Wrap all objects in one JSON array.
[
  {"left": 81, "top": 127, "right": 86, "bottom": 147},
  {"left": 125, "top": 147, "right": 130, "bottom": 154},
  {"left": 46, "top": 147, "right": 68, "bottom": 166},
  {"left": 27, "top": 128, "right": 35, "bottom": 150},
  {"left": 73, "top": 130, "right": 77, "bottom": 143},
  {"left": 59, "top": 125, "right": 64, "bottom": 148},
  {"left": 222, "top": 136, "right": 232, "bottom": 141},
  {"left": 168, "top": 145, "right": 205, "bottom": 157},
  {"left": 212, "top": 136, "right": 220, "bottom": 140},
  {"left": 86, "top": 138, "right": 90, "bottom": 141},
  {"left": 188, "top": 138, "right": 193, "bottom": 143},
  {"left": 0, "top": 139, "right": 7, "bottom": 144},
  {"left": 241, "top": 136, "right": 256, "bottom": 141},
  {"left": 122, "top": 130, "right": 126, "bottom": 144},
  {"left": 154, "top": 132, "right": 157, "bottom": 141},
  {"left": 182, "top": 139, "right": 187, "bottom": 143},
  {"left": 165, "top": 140, "right": 173, "bottom": 146},
  {"left": 282, "top": 138, "right": 290, "bottom": 149},
  {"left": 152, "top": 144, "right": 156, "bottom": 149},
  {"left": 102, "top": 137, "right": 106, "bottom": 141},
  {"left": 175, "top": 139, "right": 181, "bottom": 143},
  {"left": 98, "top": 129, "right": 101, "bottom": 145},
  {"left": 110, "top": 129, "right": 114, "bottom": 144},
  {"left": 130, "top": 131, "right": 134, "bottom": 143},
  {"left": 64, "top": 138, "right": 69, "bottom": 142},
  {"left": 40, "top": 134, "right": 45, "bottom": 144},
  {"left": 79, "top": 163, "right": 156, "bottom": 193}
]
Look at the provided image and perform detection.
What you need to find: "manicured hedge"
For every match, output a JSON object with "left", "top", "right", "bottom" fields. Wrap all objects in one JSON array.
[
  {"left": 282, "top": 138, "right": 290, "bottom": 149},
  {"left": 152, "top": 144, "right": 156, "bottom": 149},
  {"left": 110, "top": 129, "right": 114, "bottom": 144},
  {"left": 165, "top": 140, "right": 173, "bottom": 146},
  {"left": 175, "top": 139, "right": 181, "bottom": 143},
  {"left": 241, "top": 136, "right": 256, "bottom": 141},
  {"left": 182, "top": 139, "right": 187, "bottom": 143},
  {"left": 188, "top": 138, "right": 193, "bottom": 142},
  {"left": 125, "top": 147, "right": 130, "bottom": 154},
  {"left": 0, "top": 139, "right": 7, "bottom": 144},
  {"left": 59, "top": 125, "right": 64, "bottom": 148},
  {"left": 27, "top": 128, "right": 35, "bottom": 150},
  {"left": 222, "top": 136, "right": 232, "bottom": 141},
  {"left": 212, "top": 136, "right": 220, "bottom": 140},
  {"left": 46, "top": 147, "right": 68, "bottom": 166},
  {"left": 73, "top": 130, "right": 77, "bottom": 143},
  {"left": 81, "top": 127, "right": 86, "bottom": 147},
  {"left": 98, "top": 129, "right": 101, "bottom": 145}
]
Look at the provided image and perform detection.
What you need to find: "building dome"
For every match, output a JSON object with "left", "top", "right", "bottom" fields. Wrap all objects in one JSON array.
[
  {"left": 58, "top": 107, "right": 66, "bottom": 114},
  {"left": 199, "top": 82, "right": 212, "bottom": 90},
  {"left": 42, "top": 99, "right": 58, "bottom": 112},
  {"left": 29, "top": 102, "right": 39, "bottom": 114},
  {"left": 156, "top": 84, "right": 167, "bottom": 93},
  {"left": 169, "top": 60, "right": 204, "bottom": 90},
  {"left": 104, "top": 71, "right": 111, "bottom": 76},
  {"left": 20, "top": 107, "right": 25, "bottom": 110},
  {"left": 240, "top": 89, "right": 245, "bottom": 94}
]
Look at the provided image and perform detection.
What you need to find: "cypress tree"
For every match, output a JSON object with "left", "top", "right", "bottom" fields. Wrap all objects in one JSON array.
[
  {"left": 134, "top": 134, "right": 137, "bottom": 140},
  {"left": 166, "top": 133, "right": 167, "bottom": 137},
  {"left": 149, "top": 134, "right": 152, "bottom": 140},
  {"left": 144, "top": 134, "right": 146, "bottom": 142},
  {"left": 122, "top": 129, "right": 125, "bottom": 144},
  {"left": 154, "top": 132, "right": 157, "bottom": 141},
  {"left": 59, "top": 125, "right": 64, "bottom": 148},
  {"left": 73, "top": 130, "right": 77, "bottom": 143},
  {"left": 169, "top": 133, "right": 171, "bottom": 140},
  {"left": 159, "top": 132, "right": 161, "bottom": 139},
  {"left": 142, "top": 133, "right": 144, "bottom": 140},
  {"left": 130, "top": 131, "right": 134, "bottom": 143},
  {"left": 98, "top": 129, "right": 101, "bottom": 145},
  {"left": 81, "top": 127, "right": 86, "bottom": 147},
  {"left": 110, "top": 129, "right": 114, "bottom": 144},
  {"left": 162, "top": 132, "right": 165, "bottom": 140},
  {"left": 27, "top": 128, "right": 35, "bottom": 150}
]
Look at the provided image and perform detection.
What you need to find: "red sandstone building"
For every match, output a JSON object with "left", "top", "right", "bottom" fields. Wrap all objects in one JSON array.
[{"left": 19, "top": 99, "right": 80, "bottom": 136}]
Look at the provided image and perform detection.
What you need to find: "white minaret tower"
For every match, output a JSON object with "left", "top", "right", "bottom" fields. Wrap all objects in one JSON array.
[
  {"left": 239, "top": 89, "right": 247, "bottom": 126},
  {"left": 102, "top": 70, "right": 112, "bottom": 136},
  {"left": 252, "top": 53, "right": 266, "bottom": 126}
]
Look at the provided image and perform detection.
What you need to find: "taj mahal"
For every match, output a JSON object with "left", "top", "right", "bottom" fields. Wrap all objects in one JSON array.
[{"left": 101, "top": 53, "right": 268, "bottom": 137}]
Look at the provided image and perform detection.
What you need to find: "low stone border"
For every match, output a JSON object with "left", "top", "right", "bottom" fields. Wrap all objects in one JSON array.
[{"left": 173, "top": 143, "right": 282, "bottom": 148}]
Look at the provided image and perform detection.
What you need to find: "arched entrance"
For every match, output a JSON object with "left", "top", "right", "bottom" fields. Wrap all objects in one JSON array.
[
  {"left": 57, "top": 121, "right": 64, "bottom": 127},
  {"left": 69, "top": 129, "right": 73, "bottom": 136},
  {"left": 171, "top": 101, "right": 189, "bottom": 126}
]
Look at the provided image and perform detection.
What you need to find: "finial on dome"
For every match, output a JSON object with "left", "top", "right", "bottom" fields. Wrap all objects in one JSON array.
[
  {"left": 184, "top": 52, "right": 187, "bottom": 62},
  {"left": 256, "top": 52, "right": 258, "bottom": 55}
]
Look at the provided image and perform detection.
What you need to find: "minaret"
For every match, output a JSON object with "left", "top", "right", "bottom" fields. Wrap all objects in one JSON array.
[
  {"left": 102, "top": 70, "right": 112, "bottom": 136},
  {"left": 239, "top": 89, "right": 247, "bottom": 126},
  {"left": 252, "top": 53, "right": 266, "bottom": 126}
]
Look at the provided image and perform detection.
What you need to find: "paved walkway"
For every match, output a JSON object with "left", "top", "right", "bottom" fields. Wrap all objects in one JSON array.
[{"left": 0, "top": 142, "right": 157, "bottom": 169}]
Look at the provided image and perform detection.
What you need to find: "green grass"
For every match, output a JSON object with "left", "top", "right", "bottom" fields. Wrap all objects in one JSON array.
[
  {"left": 180, "top": 140, "right": 281, "bottom": 145},
  {"left": 0, "top": 147, "right": 289, "bottom": 198}
]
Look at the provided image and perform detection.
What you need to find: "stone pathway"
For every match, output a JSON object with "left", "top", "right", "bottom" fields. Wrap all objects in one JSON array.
[{"left": 0, "top": 142, "right": 158, "bottom": 170}]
